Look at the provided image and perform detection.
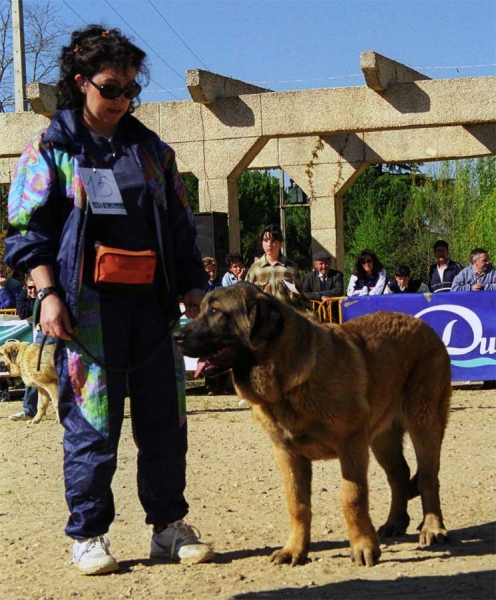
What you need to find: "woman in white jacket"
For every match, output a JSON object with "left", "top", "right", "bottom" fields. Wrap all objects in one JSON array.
[{"left": 347, "top": 249, "right": 387, "bottom": 296}]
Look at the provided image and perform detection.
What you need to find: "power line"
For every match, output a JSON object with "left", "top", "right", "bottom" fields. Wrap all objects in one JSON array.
[
  {"left": 104, "top": 0, "right": 185, "bottom": 87},
  {"left": 415, "top": 63, "right": 496, "bottom": 72},
  {"left": 250, "top": 63, "right": 496, "bottom": 87},
  {"left": 147, "top": 0, "right": 210, "bottom": 71},
  {"left": 61, "top": 0, "right": 181, "bottom": 100},
  {"left": 61, "top": 0, "right": 88, "bottom": 25}
]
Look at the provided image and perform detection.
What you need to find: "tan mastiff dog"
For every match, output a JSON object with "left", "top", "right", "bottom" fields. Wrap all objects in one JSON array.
[{"left": 175, "top": 283, "right": 451, "bottom": 567}]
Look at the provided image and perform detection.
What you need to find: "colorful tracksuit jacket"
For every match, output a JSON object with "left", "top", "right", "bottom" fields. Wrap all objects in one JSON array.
[{"left": 5, "top": 109, "right": 205, "bottom": 435}]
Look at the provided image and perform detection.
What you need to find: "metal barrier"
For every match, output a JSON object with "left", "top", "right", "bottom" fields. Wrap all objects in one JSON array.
[
  {"left": 0, "top": 309, "right": 17, "bottom": 315},
  {"left": 311, "top": 298, "right": 344, "bottom": 324}
]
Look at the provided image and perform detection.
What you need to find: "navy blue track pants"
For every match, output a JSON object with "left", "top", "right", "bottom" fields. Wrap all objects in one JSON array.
[{"left": 56, "top": 288, "right": 188, "bottom": 540}]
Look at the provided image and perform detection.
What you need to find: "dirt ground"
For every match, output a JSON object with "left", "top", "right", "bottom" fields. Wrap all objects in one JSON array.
[{"left": 0, "top": 383, "right": 495, "bottom": 600}]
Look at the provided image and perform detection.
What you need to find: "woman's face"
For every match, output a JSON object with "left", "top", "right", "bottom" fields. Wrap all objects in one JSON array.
[
  {"left": 75, "top": 67, "right": 137, "bottom": 137},
  {"left": 361, "top": 255, "right": 374, "bottom": 274}
]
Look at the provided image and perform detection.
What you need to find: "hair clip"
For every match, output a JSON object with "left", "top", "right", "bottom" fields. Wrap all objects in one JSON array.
[
  {"left": 101, "top": 30, "right": 110, "bottom": 37},
  {"left": 73, "top": 44, "right": 82, "bottom": 53}
]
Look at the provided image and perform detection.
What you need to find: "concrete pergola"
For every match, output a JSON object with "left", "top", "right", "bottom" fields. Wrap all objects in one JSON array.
[{"left": 1, "top": 51, "right": 495, "bottom": 271}]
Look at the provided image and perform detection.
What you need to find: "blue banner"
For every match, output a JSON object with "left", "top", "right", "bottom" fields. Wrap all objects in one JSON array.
[{"left": 340, "top": 291, "right": 496, "bottom": 382}]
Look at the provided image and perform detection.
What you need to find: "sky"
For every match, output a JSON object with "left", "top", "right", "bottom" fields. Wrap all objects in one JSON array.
[{"left": 52, "top": 0, "right": 496, "bottom": 103}]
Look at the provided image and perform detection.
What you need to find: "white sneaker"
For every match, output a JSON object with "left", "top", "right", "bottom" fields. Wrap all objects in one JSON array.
[
  {"left": 8, "top": 410, "right": 32, "bottom": 421},
  {"left": 150, "top": 520, "right": 215, "bottom": 564},
  {"left": 72, "top": 536, "right": 119, "bottom": 575}
]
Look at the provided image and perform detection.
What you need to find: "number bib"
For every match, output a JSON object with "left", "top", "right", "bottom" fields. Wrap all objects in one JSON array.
[{"left": 80, "top": 168, "right": 127, "bottom": 215}]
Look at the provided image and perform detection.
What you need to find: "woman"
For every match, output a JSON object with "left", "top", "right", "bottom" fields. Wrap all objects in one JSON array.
[
  {"left": 5, "top": 25, "right": 212, "bottom": 575},
  {"left": 245, "top": 223, "right": 311, "bottom": 312},
  {"left": 347, "top": 249, "right": 387, "bottom": 296}
]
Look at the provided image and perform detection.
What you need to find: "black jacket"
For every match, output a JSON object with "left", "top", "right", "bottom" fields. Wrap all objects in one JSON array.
[
  {"left": 428, "top": 259, "right": 463, "bottom": 293},
  {"left": 16, "top": 288, "right": 36, "bottom": 320},
  {"left": 303, "top": 268, "right": 344, "bottom": 301}
]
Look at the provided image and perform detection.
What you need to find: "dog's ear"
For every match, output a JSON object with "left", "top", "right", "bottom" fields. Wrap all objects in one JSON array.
[{"left": 247, "top": 294, "right": 284, "bottom": 350}]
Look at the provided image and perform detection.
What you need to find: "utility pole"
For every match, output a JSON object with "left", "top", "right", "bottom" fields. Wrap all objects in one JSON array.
[
  {"left": 12, "top": 0, "right": 27, "bottom": 112},
  {"left": 279, "top": 168, "right": 286, "bottom": 253}
]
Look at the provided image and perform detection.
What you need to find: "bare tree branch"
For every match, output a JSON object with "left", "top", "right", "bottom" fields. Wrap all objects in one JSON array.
[{"left": 0, "top": 0, "right": 70, "bottom": 111}]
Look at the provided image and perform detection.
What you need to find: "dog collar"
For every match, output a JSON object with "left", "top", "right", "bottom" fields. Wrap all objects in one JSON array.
[{"left": 37, "top": 286, "right": 58, "bottom": 302}]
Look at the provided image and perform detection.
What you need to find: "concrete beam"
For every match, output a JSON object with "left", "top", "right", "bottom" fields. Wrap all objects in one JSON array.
[
  {"left": 26, "top": 82, "right": 57, "bottom": 116},
  {"left": 360, "top": 51, "right": 430, "bottom": 91},
  {"left": 259, "top": 77, "right": 496, "bottom": 137},
  {"left": 249, "top": 124, "right": 496, "bottom": 171},
  {"left": 186, "top": 69, "right": 271, "bottom": 104},
  {"left": 0, "top": 111, "right": 50, "bottom": 157}
]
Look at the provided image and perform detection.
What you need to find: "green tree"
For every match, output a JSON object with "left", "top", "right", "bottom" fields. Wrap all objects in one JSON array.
[
  {"left": 405, "top": 158, "right": 496, "bottom": 268},
  {"left": 238, "top": 170, "right": 280, "bottom": 262},
  {"left": 182, "top": 172, "right": 199, "bottom": 213},
  {"left": 343, "top": 166, "right": 422, "bottom": 278}
]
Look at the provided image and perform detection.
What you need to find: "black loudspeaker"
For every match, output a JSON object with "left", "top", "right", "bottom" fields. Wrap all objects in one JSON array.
[{"left": 194, "top": 212, "right": 229, "bottom": 268}]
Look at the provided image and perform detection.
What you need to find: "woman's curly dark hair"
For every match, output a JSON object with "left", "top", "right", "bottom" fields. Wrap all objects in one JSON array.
[
  {"left": 56, "top": 24, "right": 149, "bottom": 114},
  {"left": 352, "top": 249, "right": 384, "bottom": 279}
]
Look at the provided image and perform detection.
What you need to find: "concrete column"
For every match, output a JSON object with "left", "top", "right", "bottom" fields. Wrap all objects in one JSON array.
[
  {"left": 279, "top": 135, "right": 367, "bottom": 272},
  {"left": 284, "top": 162, "right": 362, "bottom": 272}
]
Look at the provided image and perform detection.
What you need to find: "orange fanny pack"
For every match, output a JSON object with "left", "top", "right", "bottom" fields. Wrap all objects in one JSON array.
[{"left": 94, "top": 244, "right": 157, "bottom": 291}]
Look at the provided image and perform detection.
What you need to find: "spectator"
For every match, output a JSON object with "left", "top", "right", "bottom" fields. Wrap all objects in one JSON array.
[
  {"left": 347, "top": 249, "right": 387, "bottom": 296},
  {"left": 203, "top": 257, "right": 235, "bottom": 394},
  {"left": 5, "top": 25, "right": 212, "bottom": 575},
  {"left": 15, "top": 274, "right": 37, "bottom": 320},
  {"left": 385, "top": 265, "right": 429, "bottom": 294},
  {"left": 428, "top": 240, "right": 462, "bottom": 293},
  {"left": 451, "top": 248, "right": 496, "bottom": 291},
  {"left": 203, "top": 256, "right": 223, "bottom": 293},
  {"left": 0, "top": 261, "right": 21, "bottom": 308},
  {"left": 303, "top": 251, "right": 344, "bottom": 302},
  {"left": 222, "top": 253, "right": 247, "bottom": 287},
  {"left": 245, "top": 224, "right": 310, "bottom": 311}
]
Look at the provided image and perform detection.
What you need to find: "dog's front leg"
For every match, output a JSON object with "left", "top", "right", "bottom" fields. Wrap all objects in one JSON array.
[
  {"left": 270, "top": 443, "right": 312, "bottom": 566},
  {"left": 337, "top": 435, "right": 381, "bottom": 567}
]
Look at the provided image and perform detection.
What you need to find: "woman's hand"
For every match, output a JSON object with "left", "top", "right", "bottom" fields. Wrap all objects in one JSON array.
[{"left": 40, "top": 294, "right": 73, "bottom": 340}]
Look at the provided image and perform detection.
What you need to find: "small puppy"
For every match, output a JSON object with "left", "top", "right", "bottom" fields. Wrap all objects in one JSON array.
[{"left": 0, "top": 341, "right": 59, "bottom": 424}]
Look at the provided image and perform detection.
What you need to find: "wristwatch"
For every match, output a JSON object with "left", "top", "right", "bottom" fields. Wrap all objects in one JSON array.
[{"left": 37, "top": 286, "right": 58, "bottom": 301}]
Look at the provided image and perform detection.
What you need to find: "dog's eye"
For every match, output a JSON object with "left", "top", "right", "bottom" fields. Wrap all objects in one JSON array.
[{"left": 208, "top": 307, "right": 219, "bottom": 315}]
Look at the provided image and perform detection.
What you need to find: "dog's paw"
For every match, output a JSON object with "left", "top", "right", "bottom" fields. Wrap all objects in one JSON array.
[
  {"left": 378, "top": 513, "right": 410, "bottom": 539},
  {"left": 418, "top": 524, "right": 450, "bottom": 546},
  {"left": 269, "top": 547, "right": 308, "bottom": 567},
  {"left": 350, "top": 538, "right": 381, "bottom": 567}
]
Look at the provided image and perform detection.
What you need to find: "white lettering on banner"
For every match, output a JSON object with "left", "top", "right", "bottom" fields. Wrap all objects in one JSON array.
[{"left": 415, "top": 305, "right": 495, "bottom": 356}]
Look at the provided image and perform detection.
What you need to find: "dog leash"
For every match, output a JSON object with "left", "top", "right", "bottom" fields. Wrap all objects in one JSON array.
[{"left": 36, "top": 313, "right": 181, "bottom": 375}]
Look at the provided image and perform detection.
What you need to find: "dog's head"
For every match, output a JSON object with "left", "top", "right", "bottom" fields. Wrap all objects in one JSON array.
[
  {"left": 174, "top": 283, "right": 285, "bottom": 377},
  {"left": 0, "top": 340, "right": 22, "bottom": 376}
]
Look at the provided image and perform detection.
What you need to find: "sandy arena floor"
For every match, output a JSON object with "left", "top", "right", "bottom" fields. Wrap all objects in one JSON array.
[{"left": 1, "top": 384, "right": 495, "bottom": 600}]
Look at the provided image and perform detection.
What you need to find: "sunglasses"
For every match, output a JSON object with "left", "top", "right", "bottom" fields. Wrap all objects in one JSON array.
[
  {"left": 27, "top": 286, "right": 36, "bottom": 290},
  {"left": 87, "top": 79, "right": 142, "bottom": 100},
  {"left": 361, "top": 259, "right": 373, "bottom": 265}
]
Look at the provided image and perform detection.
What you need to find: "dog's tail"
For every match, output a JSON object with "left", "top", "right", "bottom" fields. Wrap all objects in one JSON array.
[{"left": 408, "top": 473, "right": 420, "bottom": 499}]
